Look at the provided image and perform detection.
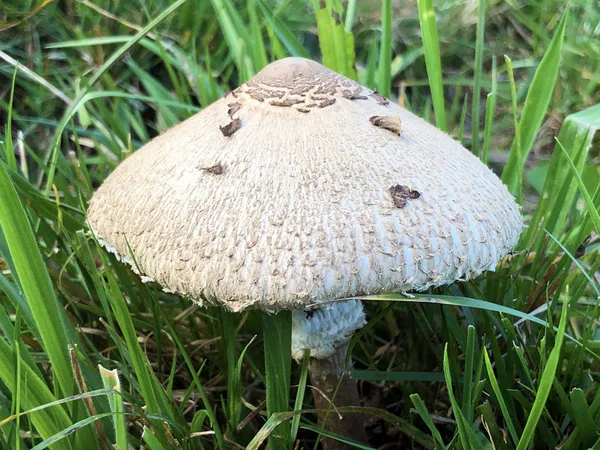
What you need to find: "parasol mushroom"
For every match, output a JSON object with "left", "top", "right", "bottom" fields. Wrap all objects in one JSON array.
[{"left": 87, "top": 57, "right": 522, "bottom": 447}]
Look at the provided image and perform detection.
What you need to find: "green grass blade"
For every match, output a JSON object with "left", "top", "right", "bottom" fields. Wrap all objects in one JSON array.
[
  {"left": 555, "top": 138, "right": 600, "bottom": 235},
  {"left": 417, "top": 0, "right": 447, "bottom": 130},
  {"left": 4, "top": 67, "right": 18, "bottom": 171},
  {"left": 483, "top": 349, "right": 519, "bottom": 445},
  {"left": 569, "top": 388, "right": 597, "bottom": 445},
  {"left": 0, "top": 339, "right": 73, "bottom": 450},
  {"left": 502, "top": 55, "right": 523, "bottom": 203},
  {"left": 231, "top": 330, "right": 256, "bottom": 436},
  {"left": 12, "top": 307, "right": 22, "bottom": 450},
  {"left": 262, "top": 311, "right": 292, "bottom": 450},
  {"left": 462, "top": 325, "right": 475, "bottom": 422},
  {"left": 409, "top": 394, "right": 446, "bottom": 449},
  {"left": 0, "top": 164, "right": 75, "bottom": 398},
  {"left": 250, "top": 406, "right": 432, "bottom": 450},
  {"left": 471, "top": 0, "right": 486, "bottom": 156},
  {"left": 290, "top": 350, "right": 309, "bottom": 444},
  {"left": 162, "top": 319, "right": 226, "bottom": 449},
  {"left": 30, "top": 412, "right": 121, "bottom": 450},
  {"left": 311, "top": 0, "right": 357, "bottom": 79},
  {"left": 87, "top": 0, "right": 191, "bottom": 88},
  {"left": 257, "top": 0, "right": 310, "bottom": 58},
  {"left": 0, "top": 270, "right": 38, "bottom": 340},
  {"left": 344, "top": 0, "right": 357, "bottom": 32},
  {"left": 98, "top": 366, "right": 127, "bottom": 450},
  {"left": 481, "top": 85, "right": 496, "bottom": 165},
  {"left": 0, "top": 389, "right": 115, "bottom": 427},
  {"left": 220, "top": 309, "right": 240, "bottom": 431},
  {"left": 522, "top": 103, "right": 600, "bottom": 248},
  {"left": 101, "top": 260, "right": 174, "bottom": 432},
  {"left": 209, "top": 0, "right": 254, "bottom": 79},
  {"left": 141, "top": 426, "right": 167, "bottom": 450},
  {"left": 515, "top": 298, "right": 569, "bottom": 450},
  {"left": 442, "top": 345, "right": 485, "bottom": 450},
  {"left": 377, "top": 0, "right": 392, "bottom": 97},
  {"left": 346, "top": 293, "right": 595, "bottom": 357},
  {"left": 458, "top": 94, "right": 469, "bottom": 144},
  {"left": 249, "top": 0, "right": 269, "bottom": 71},
  {"left": 3, "top": 162, "right": 83, "bottom": 232},
  {"left": 501, "top": 9, "right": 568, "bottom": 197}
]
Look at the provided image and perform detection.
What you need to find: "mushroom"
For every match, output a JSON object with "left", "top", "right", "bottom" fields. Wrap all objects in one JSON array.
[{"left": 87, "top": 57, "right": 522, "bottom": 446}]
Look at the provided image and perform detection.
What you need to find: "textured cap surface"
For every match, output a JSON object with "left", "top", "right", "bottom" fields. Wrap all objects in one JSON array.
[{"left": 87, "top": 57, "right": 522, "bottom": 312}]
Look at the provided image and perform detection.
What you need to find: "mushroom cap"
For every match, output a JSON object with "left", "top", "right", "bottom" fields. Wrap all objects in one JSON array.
[{"left": 87, "top": 57, "right": 522, "bottom": 312}]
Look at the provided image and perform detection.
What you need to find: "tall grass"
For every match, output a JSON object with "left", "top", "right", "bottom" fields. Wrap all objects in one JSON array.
[{"left": 0, "top": 0, "right": 599, "bottom": 449}]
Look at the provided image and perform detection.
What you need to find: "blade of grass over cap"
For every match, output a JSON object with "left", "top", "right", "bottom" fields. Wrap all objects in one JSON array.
[
  {"left": 417, "top": 0, "right": 447, "bottom": 131},
  {"left": 501, "top": 8, "right": 568, "bottom": 198}
]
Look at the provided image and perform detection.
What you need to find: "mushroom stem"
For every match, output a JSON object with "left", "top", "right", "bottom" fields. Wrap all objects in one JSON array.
[
  {"left": 291, "top": 300, "right": 368, "bottom": 447},
  {"left": 309, "top": 341, "right": 368, "bottom": 449}
]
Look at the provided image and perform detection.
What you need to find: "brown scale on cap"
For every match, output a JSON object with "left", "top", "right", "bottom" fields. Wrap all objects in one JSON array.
[
  {"left": 219, "top": 118, "right": 240, "bottom": 137},
  {"left": 342, "top": 88, "right": 368, "bottom": 100},
  {"left": 388, "top": 185, "right": 421, "bottom": 208},
  {"left": 370, "top": 115, "right": 403, "bottom": 135},
  {"left": 370, "top": 91, "right": 389, "bottom": 106},
  {"left": 201, "top": 163, "right": 223, "bottom": 175},
  {"left": 227, "top": 102, "right": 241, "bottom": 116}
]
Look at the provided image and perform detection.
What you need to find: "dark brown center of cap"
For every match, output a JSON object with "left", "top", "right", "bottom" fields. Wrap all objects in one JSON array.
[{"left": 235, "top": 57, "right": 366, "bottom": 110}]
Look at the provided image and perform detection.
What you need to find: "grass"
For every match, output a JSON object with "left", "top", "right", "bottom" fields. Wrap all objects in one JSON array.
[{"left": 0, "top": 0, "right": 599, "bottom": 449}]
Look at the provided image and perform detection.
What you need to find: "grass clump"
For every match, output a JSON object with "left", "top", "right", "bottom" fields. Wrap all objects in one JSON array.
[{"left": 0, "top": 0, "right": 599, "bottom": 449}]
